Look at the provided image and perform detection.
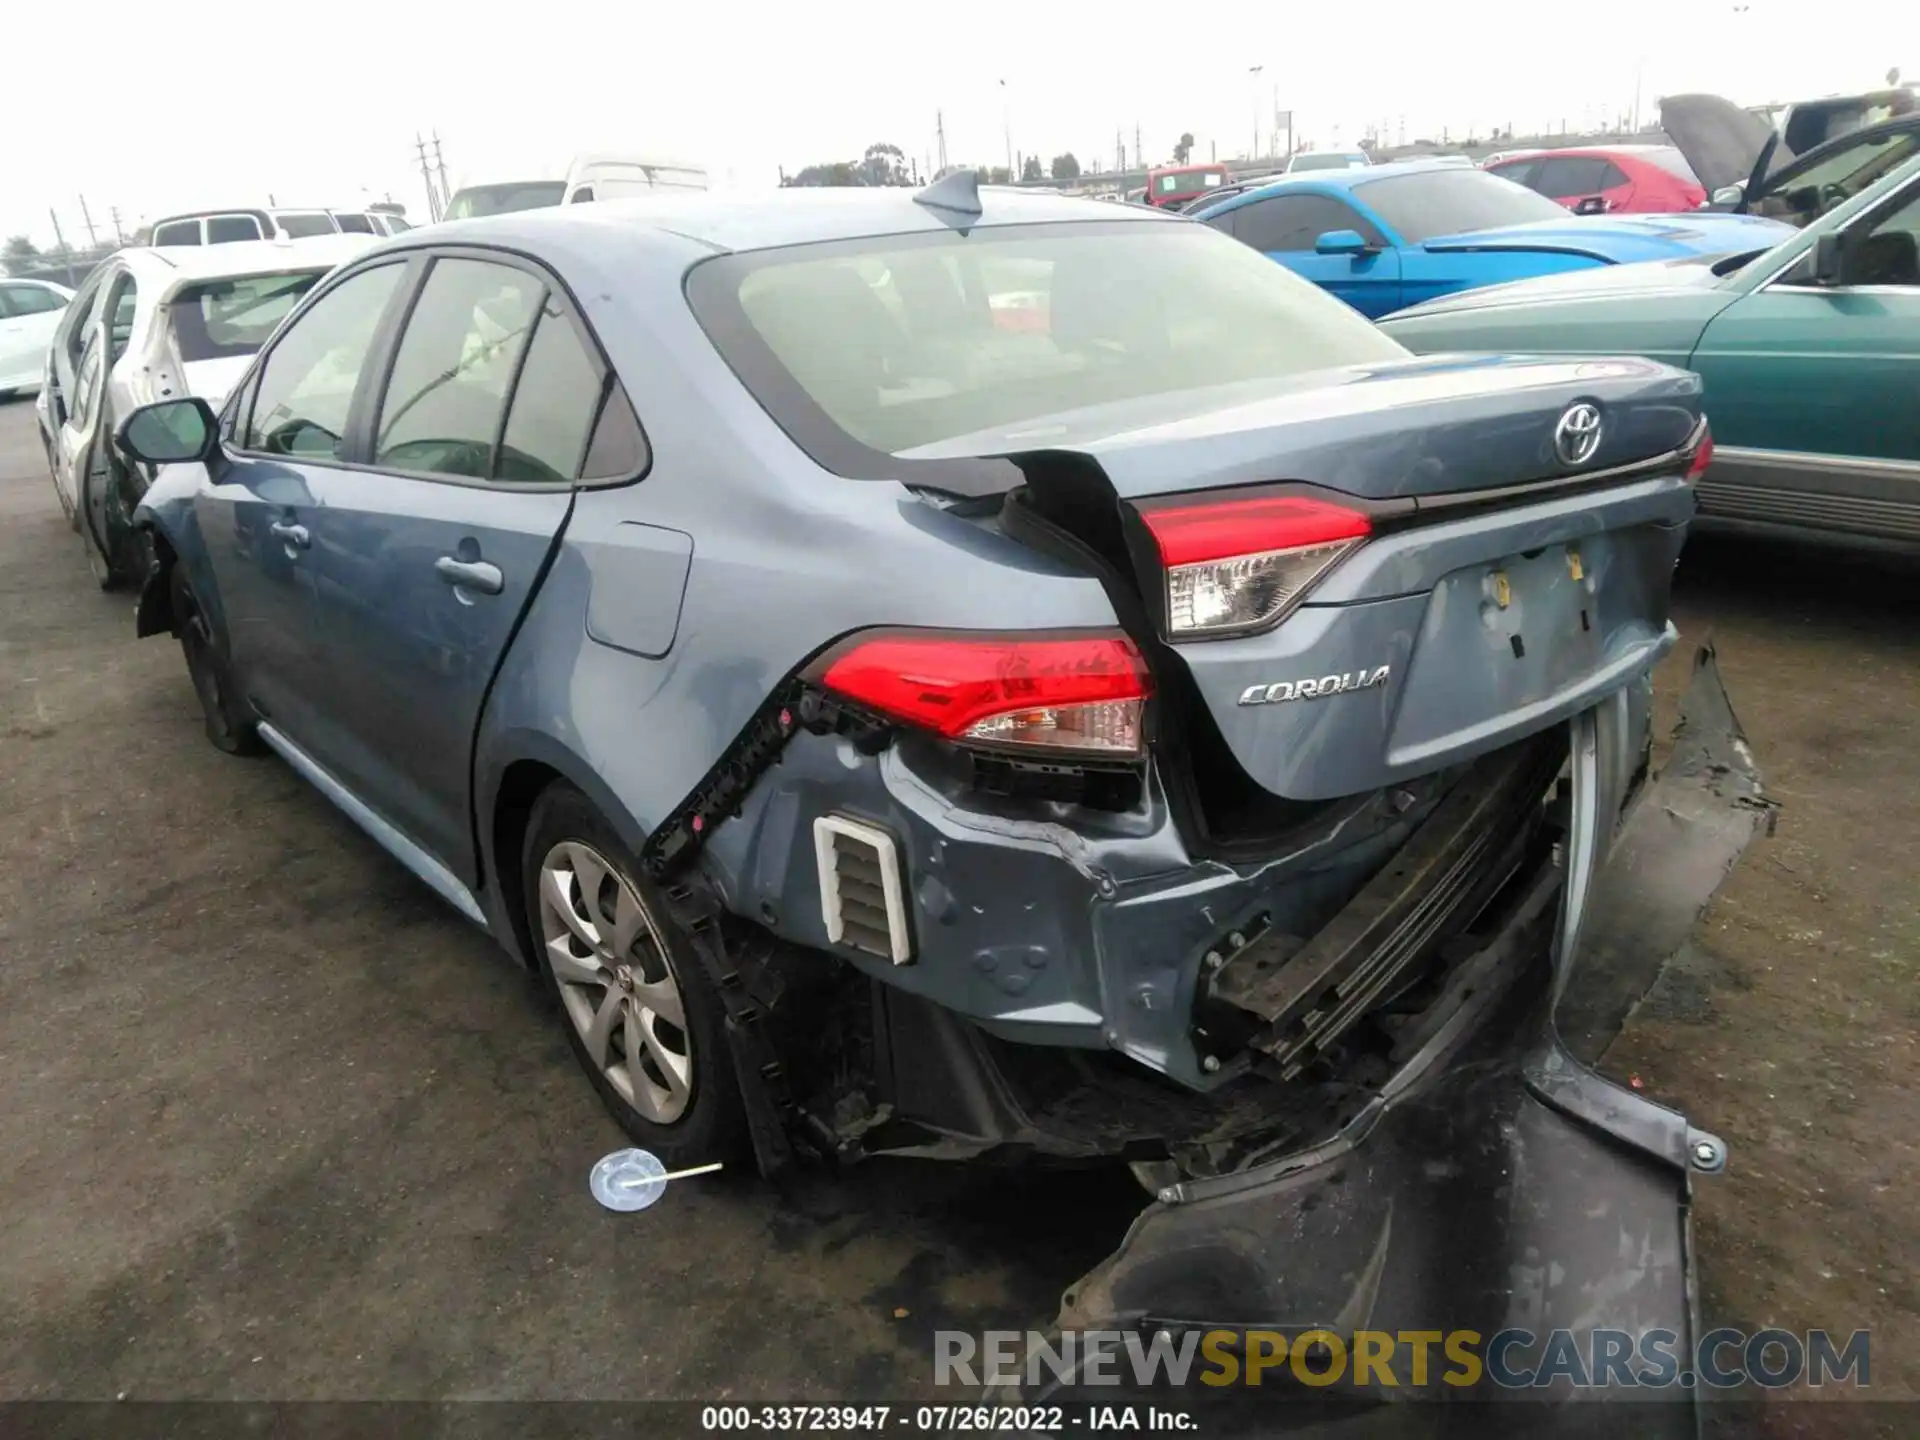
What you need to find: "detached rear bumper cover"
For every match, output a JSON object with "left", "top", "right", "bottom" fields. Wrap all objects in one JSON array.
[{"left": 1022, "top": 648, "right": 1770, "bottom": 1428}]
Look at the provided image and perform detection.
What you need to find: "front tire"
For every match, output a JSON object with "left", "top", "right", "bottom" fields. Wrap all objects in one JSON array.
[
  {"left": 523, "top": 783, "right": 745, "bottom": 1164},
  {"left": 170, "top": 564, "right": 264, "bottom": 756}
]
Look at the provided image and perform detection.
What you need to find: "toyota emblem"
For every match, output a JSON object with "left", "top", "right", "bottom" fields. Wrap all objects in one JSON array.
[{"left": 1553, "top": 402, "right": 1603, "bottom": 467}]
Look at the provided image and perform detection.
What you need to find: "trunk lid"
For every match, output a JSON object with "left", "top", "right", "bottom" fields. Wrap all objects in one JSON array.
[{"left": 1000, "top": 354, "right": 1703, "bottom": 805}]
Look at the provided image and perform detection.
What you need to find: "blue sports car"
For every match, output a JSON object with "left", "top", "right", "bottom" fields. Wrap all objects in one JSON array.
[
  {"left": 1190, "top": 160, "right": 1797, "bottom": 317},
  {"left": 109, "top": 176, "right": 1761, "bottom": 1393}
]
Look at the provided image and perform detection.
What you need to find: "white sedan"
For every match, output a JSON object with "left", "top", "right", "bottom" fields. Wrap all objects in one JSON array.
[
  {"left": 0, "top": 278, "right": 72, "bottom": 396},
  {"left": 37, "top": 235, "right": 376, "bottom": 586}
]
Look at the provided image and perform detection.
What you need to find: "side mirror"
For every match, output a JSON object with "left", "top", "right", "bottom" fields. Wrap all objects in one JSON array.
[
  {"left": 1810, "top": 231, "right": 1848, "bottom": 285},
  {"left": 117, "top": 398, "right": 218, "bottom": 466},
  {"left": 1710, "top": 183, "right": 1745, "bottom": 207},
  {"left": 1572, "top": 195, "right": 1608, "bottom": 216},
  {"left": 1314, "top": 228, "right": 1371, "bottom": 256}
]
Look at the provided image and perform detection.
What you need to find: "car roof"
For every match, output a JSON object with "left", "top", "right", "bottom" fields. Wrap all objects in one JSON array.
[
  {"left": 413, "top": 185, "right": 1179, "bottom": 256},
  {"left": 108, "top": 235, "right": 382, "bottom": 286},
  {"left": 1194, "top": 159, "right": 1474, "bottom": 215}
]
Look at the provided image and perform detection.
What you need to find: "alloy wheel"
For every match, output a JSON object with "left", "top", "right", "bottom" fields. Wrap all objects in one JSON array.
[{"left": 537, "top": 841, "right": 694, "bottom": 1125}]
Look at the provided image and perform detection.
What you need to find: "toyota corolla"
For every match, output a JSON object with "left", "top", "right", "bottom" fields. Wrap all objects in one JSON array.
[{"left": 116, "top": 176, "right": 1761, "bottom": 1414}]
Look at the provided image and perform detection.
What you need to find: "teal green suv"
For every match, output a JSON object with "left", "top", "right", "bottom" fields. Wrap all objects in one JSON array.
[{"left": 1383, "top": 154, "right": 1920, "bottom": 552}]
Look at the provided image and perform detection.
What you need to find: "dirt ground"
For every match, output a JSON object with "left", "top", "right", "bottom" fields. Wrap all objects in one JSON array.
[{"left": 0, "top": 396, "right": 1913, "bottom": 1432}]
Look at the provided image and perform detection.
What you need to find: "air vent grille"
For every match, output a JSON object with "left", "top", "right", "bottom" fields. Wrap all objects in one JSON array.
[{"left": 813, "top": 816, "right": 912, "bottom": 965}]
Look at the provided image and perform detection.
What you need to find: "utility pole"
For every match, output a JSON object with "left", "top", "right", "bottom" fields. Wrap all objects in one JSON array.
[
  {"left": 48, "top": 209, "right": 77, "bottom": 285},
  {"left": 935, "top": 109, "right": 948, "bottom": 175},
  {"left": 432, "top": 131, "right": 450, "bottom": 210},
  {"left": 108, "top": 206, "right": 124, "bottom": 245},
  {"left": 999, "top": 80, "right": 1012, "bottom": 178},
  {"left": 77, "top": 196, "right": 98, "bottom": 249},
  {"left": 1134, "top": 122, "right": 1142, "bottom": 170},
  {"left": 1249, "top": 65, "right": 1264, "bottom": 161},
  {"left": 415, "top": 133, "right": 442, "bottom": 222}
]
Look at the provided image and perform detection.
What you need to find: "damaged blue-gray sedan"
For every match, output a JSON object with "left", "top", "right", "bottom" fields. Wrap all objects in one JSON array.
[{"left": 118, "top": 173, "right": 1767, "bottom": 1424}]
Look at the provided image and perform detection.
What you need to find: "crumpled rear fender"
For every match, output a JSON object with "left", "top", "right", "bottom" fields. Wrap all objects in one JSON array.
[{"left": 1006, "top": 647, "right": 1771, "bottom": 1432}]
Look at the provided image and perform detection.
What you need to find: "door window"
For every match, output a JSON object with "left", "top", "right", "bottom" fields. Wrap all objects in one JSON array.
[
  {"left": 102, "top": 275, "right": 138, "bottom": 363},
  {"left": 496, "top": 302, "right": 605, "bottom": 483},
  {"left": 71, "top": 332, "right": 105, "bottom": 431},
  {"left": 151, "top": 220, "right": 202, "bottom": 246},
  {"left": 276, "top": 213, "right": 337, "bottom": 239},
  {"left": 1231, "top": 194, "right": 1381, "bottom": 252},
  {"left": 334, "top": 213, "right": 377, "bottom": 234},
  {"left": 1535, "top": 156, "right": 1612, "bottom": 197},
  {"left": 1488, "top": 159, "right": 1542, "bottom": 190},
  {"left": 244, "top": 262, "right": 405, "bottom": 458},
  {"left": 0, "top": 283, "right": 65, "bottom": 318},
  {"left": 373, "top": 258, "right": 544, "bottom": 479},
  {"left": 206, "top": 214, "right": 265, "bottom": 244},
  {"left": 568, "top": 186, "right": 596, "bottom": 203},
  {"left": 1847, "top": 187, "right": 1920, "bottom": 287}
]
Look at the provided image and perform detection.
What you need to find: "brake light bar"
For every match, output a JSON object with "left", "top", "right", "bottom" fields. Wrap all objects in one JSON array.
[
  {"left": 1139, "top": 494, "right": 1372, "bottom": 638},
  {"left": 818, "top": 631, "right": 1151, "bottom": 757}
]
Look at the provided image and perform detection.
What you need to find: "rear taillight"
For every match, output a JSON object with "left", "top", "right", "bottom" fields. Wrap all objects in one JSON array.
[
  {"left": 818, "top": 632, "right": 1151, "bottom": 757},
  {"left": 1139, "top": 494, "right": 1371, "bottom": 638},
  {"left": 1686, "top": 423, "right": 1714, "bottom": 481}
]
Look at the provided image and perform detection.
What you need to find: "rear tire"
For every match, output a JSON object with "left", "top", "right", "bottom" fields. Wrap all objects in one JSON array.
[
  {"left": 523, "top": 782, "right": 746, "bottom": 1165},
  {"left": 170, "top": 564, "right": 264, "bottom": 756}
]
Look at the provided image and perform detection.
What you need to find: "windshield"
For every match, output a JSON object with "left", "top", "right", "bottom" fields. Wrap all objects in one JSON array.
[
  {"left": 443, "top": 182, "right": 568, "bottom": 220},
  {"left": 1754, "top": 129, "right": 1920, "bottom": 227},
  {"left": 170, "top": 271, "right": 326, "bottom": 361},
  {"left": 1289, "top": 153, "right": 1368, "bottom": 172},
  {"left": 1357, "top": 169, "right": 1568, "bottom": 241},
  {"left": 686, "top": 223, "right": 1407, "bottom": 470}
]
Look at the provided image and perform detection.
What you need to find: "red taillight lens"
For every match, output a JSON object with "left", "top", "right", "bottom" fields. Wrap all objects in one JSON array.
[
  {"left": 1139, "top": 494, "right": 1372, "bottom": 638},
  {"left": 1686, "top": 424, "right": 1714, "bottom": 481},
  {"left": 818, "top": 632, "right": 1151, "bottom": 757}
]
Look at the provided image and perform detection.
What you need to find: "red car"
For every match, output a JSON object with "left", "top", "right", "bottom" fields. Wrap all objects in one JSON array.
[{"left": 1482, "top": 145, "right": 1705, "bottom": 214}]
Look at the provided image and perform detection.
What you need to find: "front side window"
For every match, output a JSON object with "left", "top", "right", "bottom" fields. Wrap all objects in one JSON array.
[
  {"left": 373, "top": 258, "right": 544, "bottom": 479},
  {"left": 72, "top": 332, "right": 105, "bottom": 430},
  {"left": 170, "top": 271, "right": 327, "bottom": 362},
  {"left": 687, "top": 222, "right": 1407, "bottom": 472},
  {"left": 1535, "top": 157, "right": 1612, "bottom": 197},
  {"left": 104, "top": 277, "right": 138, "bottom": 363},
  {"left": 1487, "top": 159, "right": 1542, "bottom": 190},
  {"left": 334, "top": 213, "right": 377, "bottom": 235},
  {"left": 1232, "top": 194, "right": 1379, "bottom": 252},
  {"left": 1357, "top": 170, "right": 1567, "bottom": 242},
  {"left": 244, "top": 263, "right": 404, "bottom": 458},
  {"left": 206, "top": 215, "right": 264, "bottom": 244}
]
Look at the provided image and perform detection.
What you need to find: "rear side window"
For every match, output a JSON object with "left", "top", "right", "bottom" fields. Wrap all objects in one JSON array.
[
  {"left": 1487, "top": 159, "right": 1541, "bottom": 189},
  {"left": 170, "top": 271, "right": 325, "bottom": 361},
  {"left": 207, "top": 215, "right": 264, "bottom": 244},
  {"left": 0, "top": 283, "right": 64, "bottom": 318},
  {"left": 1535, "top": 156, "right": 1612, "bottom": 197},
  {"left": 687, "top": 222, "right": 1406, "bottom": 473},
  {"left": 152, "top": 221, "right": 201, "bottom": 247},
  {"left": 334, "top": 213, "right": 377, "bottom": 234},
  {"left": 245, "top": 263, "right": 404, "bottom": 457},
  {"left": 276, "top": 213, "right": 336, "bottom": 239},
  {"left": 373, "top": 258, "right": 544, "bottom": 479},
  {"left": 497, "top": 302, "right": 604, "bottom": 483}
]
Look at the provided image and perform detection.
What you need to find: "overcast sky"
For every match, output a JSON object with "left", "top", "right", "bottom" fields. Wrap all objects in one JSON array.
[{"left": 3, "top": 0, "right": 1901, "bottom": 247}]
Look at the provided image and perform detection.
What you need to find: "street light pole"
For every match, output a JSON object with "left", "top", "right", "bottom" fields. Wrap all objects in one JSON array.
[
  {"left": 999, "top": 79, "right": 1012, "bottom": 178},
  {"left": 1249, "top": 65, "right": 1265, "bottom": 161}
]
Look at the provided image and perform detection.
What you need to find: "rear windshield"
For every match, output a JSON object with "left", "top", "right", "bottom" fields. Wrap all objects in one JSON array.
[
  {"left": 1289, "top": 153, "right": 1368, "bottom": 172},
  {"left": 1642, "top": 147, "right": 1702, "bottom": 183},
  {"left": 1154, "top": 170, "right": 1224, "bottom": 196},
  {"left": 169, "top": 271, "right": 326, "bottom": 361},
  {"left": 1356, "top": 169, "right": 1567, "bottom": 241},
  {"left": 443, "top": 182, "right": 568, "bottom": 220},
  {"left": 686, "top": 222, "right": 1407, "bottom": 477}
]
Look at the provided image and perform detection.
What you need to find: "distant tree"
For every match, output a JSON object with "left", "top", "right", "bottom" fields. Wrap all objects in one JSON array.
[
  {"left": 986, "top": 166, "right": 1013, "bottom": 184},
  {"left": 860, "top": 142, "right": 912, "bottom": 187},
  {"left": 4, "top": 235, "right": 39, "bottom": 274},
  {"left": 1050, "top": 152, "right": 1081, "bottom": 180},
  {"left": 782, "top": 161, "right": 861, "bottom": 187},
  {"left": 1173, "top": 132, "right": 1195, "bottom": 165},
  {"left": 1021, "top": 155, "right": 1044, "bottom": 182}
]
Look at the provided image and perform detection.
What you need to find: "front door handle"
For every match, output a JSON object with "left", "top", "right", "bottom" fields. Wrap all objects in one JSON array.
[
  {"left": 269, "top": 520, "right": 310, "bottom": 549},
  {"left": 435, "top": 556, "right": 504, "bottom": 595}
]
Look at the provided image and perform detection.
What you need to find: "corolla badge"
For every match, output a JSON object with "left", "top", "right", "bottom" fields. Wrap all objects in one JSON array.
[
  {"left": 1553, "top": 402, "right": 1604, "bottom": 466},
  {"left": 1238, "top": 666, "right": 1391, "bottom": 706}
]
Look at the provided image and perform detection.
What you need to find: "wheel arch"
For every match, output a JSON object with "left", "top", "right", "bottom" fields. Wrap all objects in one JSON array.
[{"left": 478, "top": 732, "right": 654, "bottom": 972}]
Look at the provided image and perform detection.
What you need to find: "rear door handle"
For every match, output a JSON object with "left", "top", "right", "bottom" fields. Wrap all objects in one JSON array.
[
  {"left": 435, "top": 556, "right": 504, "bottom": 595},
  {"left": 269, "top": 520, "right": 310, "bottom": 549}
]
